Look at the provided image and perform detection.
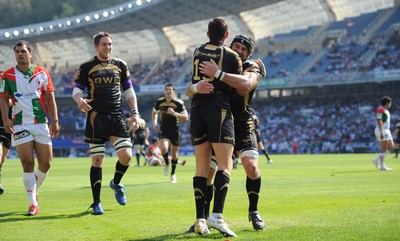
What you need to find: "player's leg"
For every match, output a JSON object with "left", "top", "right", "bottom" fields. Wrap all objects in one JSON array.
[
  {"left": 170, "top": 143, "right": 180, "bottom": 183},
  {"left": 109, "top": 136, "right": 132, "bottom": 205},
  {"left": 258, "top": 141, "right": 272, "bottom": 164},
  {"left": 205, "top": 156, "right": 217, "bottom": 219},
  {"left": 193, "top": 141, "right": 212, "bottom": 235},
  {"left": 159, "top": 138, "right": 170, "bottom": 176},
  {"left": 34, "top": 142, "right": 52, "bottom": 195},
  {"left": 240, "top": 149, "right": 265, "bottom": 230},
  {"left": 134, "top": 144, "right": 141, "bottom": 166},
  {"left": 207, "top": 142, "right": 237, "bottom": 237},
  {"left": 89, "top": 151, "right": 105, "bottom": 215},
  {"left": 16, "top": 141, "right": 38, "bottom": 216},
  {"left": 377, "top": 129, "right": 394, "bottom": 171}
]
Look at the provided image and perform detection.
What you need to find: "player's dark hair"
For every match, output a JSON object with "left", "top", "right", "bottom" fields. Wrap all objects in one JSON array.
[
  {"left": 93, "top": 32, "right": 112, "bottom": 46},
  {"left": 13, "top": 40, "right": 32, "bottom": 52},
  {"left": 381, "top": 96, "right": 392, "bottom": 106},
  {"left": 208, "top": 17, "right": 228, "bottom": 42},
  {"left": 165, "top": 83, "right": 175, "bottom": 90}
]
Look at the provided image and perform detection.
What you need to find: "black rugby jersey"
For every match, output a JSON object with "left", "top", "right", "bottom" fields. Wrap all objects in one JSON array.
[
  {"left": 75, "top": 56, "right": 132, "bottom": 114},
  {"left": 191, "top": 40, "right": 242, "bottom": 109},
  {"left": 153, "top": 96, "right": 186, "bottom": 131},
  {"left": 230, "top": 59, "right": 260, "bottom": 122}
]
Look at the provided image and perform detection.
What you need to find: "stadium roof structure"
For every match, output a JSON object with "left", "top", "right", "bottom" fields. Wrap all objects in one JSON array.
[
  {"left": 0, "top": 0, "right": 280, "bottom": 44},
  {"left": 0, "top": 0, "right": 395, "bottom": 69},
  {"left": 0, "top": 0, "right": 393, "bottom": 45}
]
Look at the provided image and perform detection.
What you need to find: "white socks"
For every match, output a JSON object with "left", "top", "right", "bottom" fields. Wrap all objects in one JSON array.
[
  {"left": 34, "top": 168, "right": 48, "bottom": 194},
  {"left": 23, "top": 172, "right": 37, "bottom": 205}
]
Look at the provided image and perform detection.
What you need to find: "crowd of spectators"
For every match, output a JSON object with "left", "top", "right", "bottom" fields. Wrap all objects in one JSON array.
[
  {"left": 53, "top": 54, "right": 191, "bottom": 94},
  {"left": 250, "top": 96, "right": 392, "bottom": 154},
  {"left": 52, "top": 94, "right": 399, "bottom": 156}
]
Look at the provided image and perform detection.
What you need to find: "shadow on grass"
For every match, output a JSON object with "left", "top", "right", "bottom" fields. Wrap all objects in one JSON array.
[
  {"left": 79, "top": 181, "right": 169, "bottom": 189},
  {"left": 0, "top": 210, "right": 90, "bottom": 222},
  {"left": 127, "top": 231, "right": 228, "bottom": 241},
  {"left": 330, "top": 170, "right": 377, "bottom": 176}
]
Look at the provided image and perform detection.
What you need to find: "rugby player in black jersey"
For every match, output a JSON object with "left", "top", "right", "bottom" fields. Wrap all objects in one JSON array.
[
  {"left": 186, "top": 17, "right": 244, "bottom": 237},
  {"left": 73, "top": 32, "right": 141, "bottom": 215},
  {"left": 152, "top": 83, "right": 188, "bottom": 183},
  {"left": 186, "top": 34, "right": 267, "bottom": 233}
]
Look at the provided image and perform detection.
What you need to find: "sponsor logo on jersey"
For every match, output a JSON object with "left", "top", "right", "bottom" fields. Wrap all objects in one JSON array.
[
  {"left": 14, "top": 92, "right": 38, "bottom": 99},
  {"left": 94, "top": 76, "right": 121, "bottom": 84},
  {"left": 14, "top": 130, "right": 30, "bottom": 140}
]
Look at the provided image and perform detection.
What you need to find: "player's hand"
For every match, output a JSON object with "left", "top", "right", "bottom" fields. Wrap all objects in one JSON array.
[
  {"left": 4, "top": 119, "right": 14, "bottom": 134},
  {"left": 78, "top": 98, "right": 93, "bottom": 113},
  {"left": 167, "top": 107, "right": 175, "bottom": 116},
  {"left": 153, "top": 123, "right": 159, "bottom": 132},
  {"left": 199, "top": 59, "right": 219, "bottom": 78},
  {"left": 130, "top": 115, "right": 141, "bottom": 132},
  {"left": 196, "top": 80, "right": 214, "bottom": 94},
  {"left": 49, "top": 121, "right": 60, "bottom": 138}
]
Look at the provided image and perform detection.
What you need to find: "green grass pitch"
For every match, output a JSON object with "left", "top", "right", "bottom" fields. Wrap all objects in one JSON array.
[{"left": 0, "top": 154, "right": 399, "bottom": 241}]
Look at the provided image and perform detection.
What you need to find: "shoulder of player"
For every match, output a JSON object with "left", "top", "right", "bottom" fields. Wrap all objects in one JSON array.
[
  {"left": 243, "top": 59, "right": 260, "bottom": 72},
  {"left": 2, "top": 67, "right": 15, "bottom": 78},
  {"left": 155, "top": 96, "right": 165, "bottom": 102},
  {"left": 376, "top": 106, "right": 386, "bottom": 113},
  {"left": 78, "top": 56, "right": 97, "bottom": 68},
  {"left": 173, "top": 97, "right": 185, "bottom": 105},
  {"left": 110, "top": 57, "right": 128, "bottom": 66},
  {"left": 222, "top": 45, "right": 239, "bottom": 56},
  {"left": 32, "top": 64, "right": 50, "bottom": 73}
]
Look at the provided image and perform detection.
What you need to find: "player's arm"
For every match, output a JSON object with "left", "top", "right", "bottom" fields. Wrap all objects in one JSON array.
[
  {"left": 124, "top": 87, "right": 139, "bottom": 116},
  {"left": 376, "top": 118, "right": 384, "bottom": 138},
  {"left": 44, "top": 90, "right": 60, "bottom": 138},
  {"left": 72, "top": 86, "right": 92, "bottom": 113},
  {"left": 199, "top": 59, "right": 264, "bottom": 91},
  {"left": 185, "top": 80, "right": 214, "bottom": 98},
  {"left": 145, "top": 126, "right": 150, "bottom": 145},
  {"left": 167, "top": 107, "right": 188, "bottom": 122},
  {"left": 152, "top": 108, "right": 159, "bottom": 131},
  {"left": 122, "top": 78, "right": 140, "bottom": 132},
  {"left": 174, "top": 109, "right": 188, "bottom": 122},
  {"left": 73, "top": 68, "right": 93, "bottom": 113}
]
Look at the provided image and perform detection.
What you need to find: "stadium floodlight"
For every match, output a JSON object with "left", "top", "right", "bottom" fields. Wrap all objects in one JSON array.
[
  {"left": 94, "top": 13, "right": 100, "bottom": 20},
  {"left": 136, "top": 0, "right": 142, "bottom": 6},
  {"left": 4, "top": 32, "right": 10, "bottom": 38},
  {"left": 66, "top": 20, "right": 72, "bottom": 26},
  {"left": 103, "top": 11, "right": 109, "bottom": 17},
  {"left": 85, "top": 16, "right": 91, "bottom": 22},
  {"left": 24, "top": 29, "right": 30, "bottom": 35},
  {"left": 119, "top": 7, "right": 124, "bottom": 12},
  {"left": 128, "top": 3, "right": 133, "bottom": 8},
  {"left": 58, "top": 23, "right": 63, "bottom": 28},
  {"left": 146, "top": 0, "right": 152, "bottom": 2},
  {"left": 39, "top": 26, "right": 44, "bottom": 32},
  {"left": 13, "top": 30, "right": 19, "bottom": 36},
  {"left": 76, "top": 18, "right": 81, "bottom": 24}
]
